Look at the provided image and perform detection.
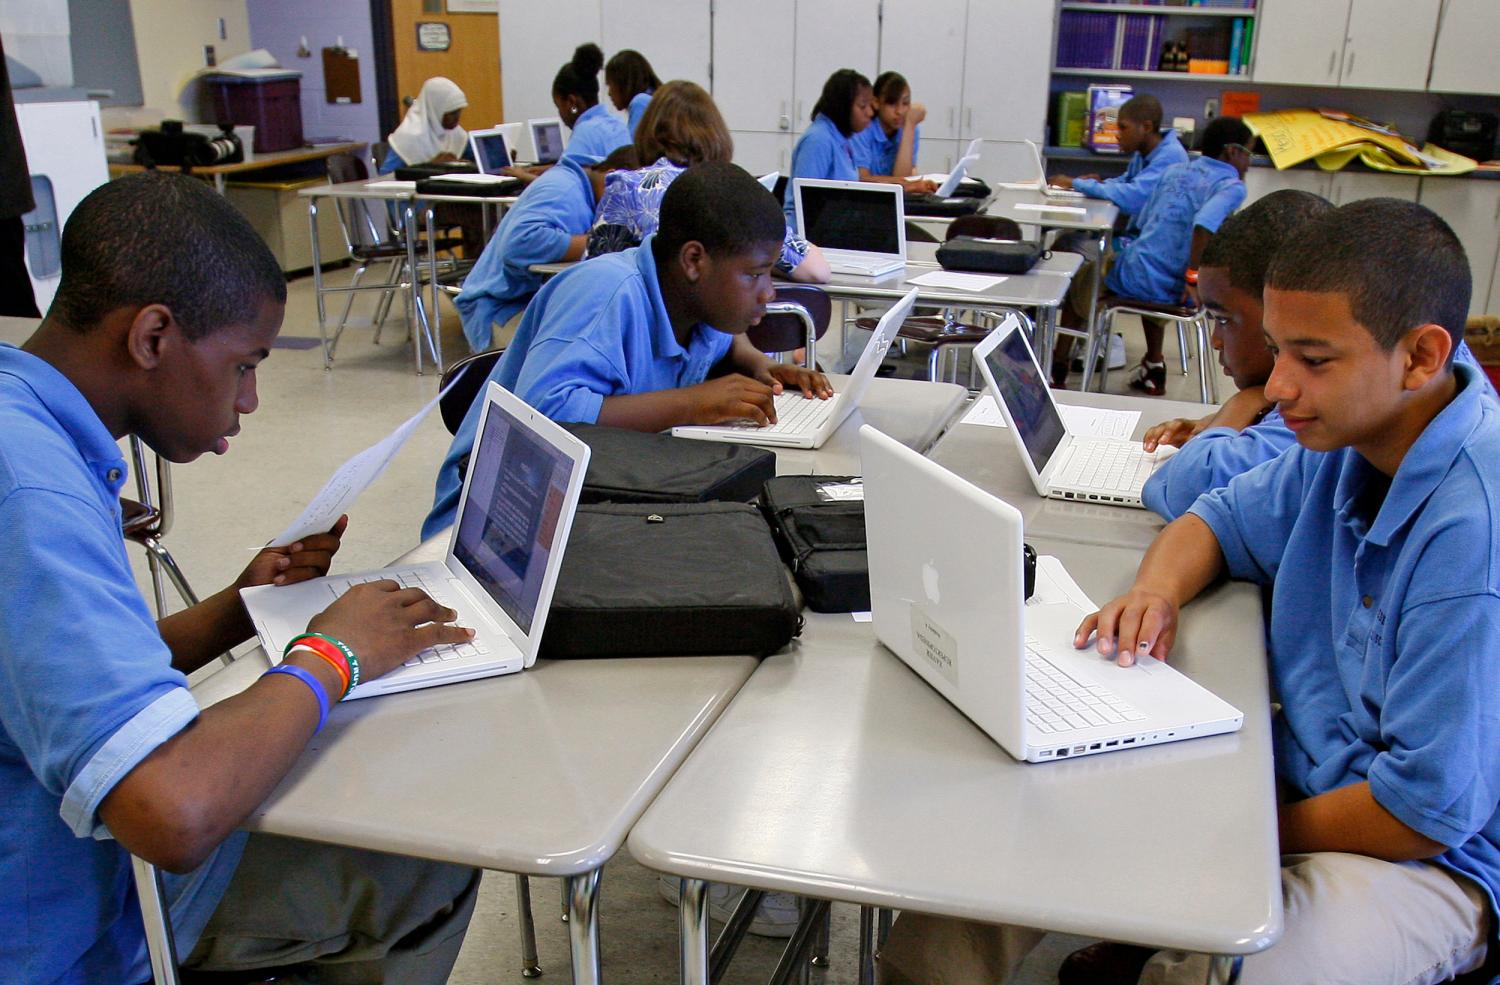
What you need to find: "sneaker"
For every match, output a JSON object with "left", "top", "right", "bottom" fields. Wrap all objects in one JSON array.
[
  {"left": 657, "top": 874, "right": 801, "bottom": 938},
  {"left": 1126, "top": 358, "right": 1167, "bottom": 397},
  {"left": 1069, "top": 333, "right": 1127, "bottom": 372}
]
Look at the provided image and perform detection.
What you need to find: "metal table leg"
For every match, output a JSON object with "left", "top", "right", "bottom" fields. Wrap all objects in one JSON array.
[
  {"left": 767, "top": 900, "right": 831, "bottom": 985},
  {"left": 516, "top": 874, "right": 542, "bottom": 978},
  {"left": 811, "top": 905, "right": 831, "bottom": 968},
  {"left": 857, "top": 906, "right": 877, "bottom": 985},
  {"left": 681, "top": 878, "right": 710, "bottom": 985},
  {"left": 403, "top": 203, "right": 421, "bottom": 375},
  {"left": 308, "top": 200, "right": 330, "bottom": 369},
  {"left": 876, "top": 908, "right": 893, "bottom": 947},
  {"left": 424, "top": 204, "right": 444, "bottom": 374},
  {"left": 709, "top": 888, "right": 765, "bottom": 985},
  {"left": 566, "top": 869, "right": 602, "bottom": 985},
  {"left": 1207, "top": 955, "right": 1243, "bottom": 985},
  {"left": 1079, "top": 228, "right": 1109, "bottom": 392}
]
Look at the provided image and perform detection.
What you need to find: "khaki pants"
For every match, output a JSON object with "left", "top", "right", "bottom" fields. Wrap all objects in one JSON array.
[
  {"left": 880, "top": 852, "right": 1489, "bottom": 985},
  {"left": 184, "top": 833, "right": 481, "bottom": 985}
]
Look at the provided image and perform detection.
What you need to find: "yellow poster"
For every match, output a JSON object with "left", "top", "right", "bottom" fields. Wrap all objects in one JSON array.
[{"left": 1242, "top": 108, "right": 1474, "bottom": 175}]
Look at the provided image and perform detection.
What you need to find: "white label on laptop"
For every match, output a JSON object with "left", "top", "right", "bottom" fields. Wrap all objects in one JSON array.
[
  {"left": 817, "top": 480, "right": 864, "bottom": 502},
  {"left": 909, "top": 270, "right": 1009, "bottom": 292},
  {"left": 911, "top": 605, "right": 959, "bottom": 686}
]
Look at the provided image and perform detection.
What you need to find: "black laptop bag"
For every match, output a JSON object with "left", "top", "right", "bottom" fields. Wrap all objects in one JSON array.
[
  {"left": 415, "top": 175, "right": 525, "bottom": 197},
  {"left": 561, "top": 423, "right": 777, "bottom": 505},
  {"left": 759, "top": 475, "right": 871, "bottom": 613},
  {"left": 935, "top": 236, "right": 1044, "bottom": 274},
  {"left": 540, "top": 502, "right": 802, "bottom": 658}
]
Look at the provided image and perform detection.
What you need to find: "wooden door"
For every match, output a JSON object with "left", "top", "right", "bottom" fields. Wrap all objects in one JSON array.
[{"left": 389, "top": 0, "right": 504, "bottom": 133}]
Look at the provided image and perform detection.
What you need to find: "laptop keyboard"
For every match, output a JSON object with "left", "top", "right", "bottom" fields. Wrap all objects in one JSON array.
[
  {"left": 721, "top": 391, "right": 836, "bottom": 434},
  {"left": 319, "top": 568, "right": 495, "bottom": 668},
  {"left": 1055, "top": 441, "right": 1158, "bottom": 494},
  {"left": 1025, "top": 635, "right": 1144, "bottom": 735}
]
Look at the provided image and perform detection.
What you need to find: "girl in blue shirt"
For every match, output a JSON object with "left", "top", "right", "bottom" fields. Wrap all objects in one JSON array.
[
  {"left": 508, "top": 44, "right": 632, "bottom": 186},
  {"left": 783, "top": 68, "right": 876, "bottom": 219},
  {"left": 851, "top": 71, "right": 936, "bottom": 193},
  {"left": 606, "top": 49, "right": 660, "bottom": 136}
]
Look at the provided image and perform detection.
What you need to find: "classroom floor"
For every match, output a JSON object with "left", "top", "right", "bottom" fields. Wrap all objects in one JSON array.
[{"left": 0, "top": 268, "right": 1219, "bottom": 985}]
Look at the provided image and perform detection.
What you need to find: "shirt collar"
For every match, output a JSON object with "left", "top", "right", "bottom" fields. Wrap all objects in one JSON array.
[
  {"left": 575, "top": 103, "right": 608, "bottom": 128},
  {"left": 1337, "top": 361, "right": 1487, "bottom": 547},
  {"left": 1146, "top": 129, "right": 1180, "bottom": 163},
  {"left": 0, "top": 344, "right": 129, "bottom": 494}
]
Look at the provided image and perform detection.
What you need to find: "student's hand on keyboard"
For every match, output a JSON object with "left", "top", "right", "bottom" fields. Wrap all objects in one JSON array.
[
  {"left": 759, "top": 362, "right": 834, "bottom": 401},
  {"left": 904, "top": 178, "right": 940, "bottom": 195},
  {"left": 307, "top": 581, "right": 475, "bottom": 681},
  {"left": 1142, "top": 416, "right": 1211, "bottom": 452},
  {"left": 236, "top": 515, "right": 349, "bottom": 590},
  {"left": 1073, "top": 588, "right": 1179, "bottom": 667},
  {"left": 684, "top": 374, "right": 778, "bottom": 426}
]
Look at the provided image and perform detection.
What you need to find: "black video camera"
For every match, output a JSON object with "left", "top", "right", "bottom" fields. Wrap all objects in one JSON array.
[{"left": 135, "top": 120, "right": 244, "bottom": 171}]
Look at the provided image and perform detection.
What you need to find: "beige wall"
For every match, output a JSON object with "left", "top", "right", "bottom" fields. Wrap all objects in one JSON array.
[{"left": 126, "top": 0, "right": 251, "bottom": 120}]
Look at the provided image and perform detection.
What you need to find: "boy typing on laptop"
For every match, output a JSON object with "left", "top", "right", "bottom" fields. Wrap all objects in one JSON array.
[{"left": 425, "top": 162, "right": 830, "bottom": 538}]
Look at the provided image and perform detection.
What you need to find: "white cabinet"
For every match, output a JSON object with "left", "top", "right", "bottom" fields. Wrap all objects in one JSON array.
[
  {"left": 1241, "top": 167, "right": 1332, "bottom": 207},
  {"left": 601, "top": 0, "right": 712, "bottom": 93},
  {"left": 878, "top": 0, "right": 968, "bottom": 141},
  {"left": 16, "top": 99, "right": 109, "bottom": 313},
  {"left": 1489, "top": 248, "right": 1500, "bottom": 316},
  {"left": 960, "top": 0, "right": 1052, "bottom": 187},
  {"left": 1328, "top": 170, "right": 1420, "bottom": 205},
  {"left": 1428, "top": 0, "right": 1500, "bottom": 96},
  {"left": 1418, "top": 178, "right": 1500, "bottom": 318},
  {"left": 713, "top": 0, "right": 795, "bottom": 135},
  {"left": 731, "top": 130, "right": 794, "bottom": 175},
  {"left": 792, "top": 0, "right": 880, "bottom": 133},
  {"left": 499, "top": 0, "right": 604, "bottom": 124},
  {"left": 1252, "top": 0, "right": 1439, "bottom": 90}
]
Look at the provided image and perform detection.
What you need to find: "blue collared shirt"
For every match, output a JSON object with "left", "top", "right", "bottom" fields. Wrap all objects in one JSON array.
[
  {"left": 627, "top": 91, "right": 653, "bottom": 135},
  {"left": 785, "top": 113, "right": 859, "bottom": 220},
  {"left": 423, "top": 237, "right": 734, "bottom": 538},
  {"left": 0, "top": 345, "right": 244, "bottom": 984},
  {"left": 562, "top": 103, "right": 632, "bottom": 163},
  {"left": 454, "top": 156, "right": 598, "bottom": 351},
  {"left": 1189, "top": 361, "right": 1500, "bottom": 927},
  {"left": 851, "top": 121, "right": 920, "bottom": 176},
  {"left": 1107, "top": 156, "right": 1245, "bottom": 305},
  {"left": 1073, "top": 129, "right": 1187, "bottom": 217}
]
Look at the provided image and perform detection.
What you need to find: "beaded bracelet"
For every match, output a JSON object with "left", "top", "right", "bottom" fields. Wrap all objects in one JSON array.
[
  {"left": 263, "top": 664, "right": 329, "bottom": 734},
  {"left": 287, "top": 632, "right": 362, "bottom": 692},
  {"left": 288, "top": 643, "right": 350, "bottom": 699}
]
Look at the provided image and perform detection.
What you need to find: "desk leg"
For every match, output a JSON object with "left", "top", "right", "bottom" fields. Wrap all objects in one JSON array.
[
  {"left": 767, "top": 899, "right": 830, "bottom": 985},
  {"left": 1080, "top": 229, "right": 1109, "bottom": 393},
  {"left": 876, "top": 908, "right": 892, "bottom": 946},
  {"left": 857, "top": 906, "right": 876, "bottom": 985},
  {"left": 1037, "top": 304, "right": 1059, "bottom": 381},
  {"left": 566, "top": 869, "right": 602, "bottom": 985},
  {"left": 681, "top": 878, "right": 710, "bottom": 985},
  {"left": 1206, "top": 955, "right": 1243, "bottom": 985},
  {"left": 425, "top": 205, "right": 443, "bottom": 375},
  {"left": 213, "top": 173, "right": 226, "bottom": 195},
  {"left": 515, "top": 874, "right": 542, "bottom": 978},
  {"left": 309, "top": 200, "right": 330, "bottom": 370},
  {"left": 811, "top": 906, "right": 831, "bottom": 968},
  {"left": 708, "top": 888, "right": 765, "bottom": 985},
  {"left": 403, "top": 204, "right": 421, "bottom": 375}
]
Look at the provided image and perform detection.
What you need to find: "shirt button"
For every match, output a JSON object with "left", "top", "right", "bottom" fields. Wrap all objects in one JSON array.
[
  {"left": 1361, "top": 595, "right": 1374, "bottom": 609},
  {"left": 106, "top": 468, "right": 122, "bottom": 483}
]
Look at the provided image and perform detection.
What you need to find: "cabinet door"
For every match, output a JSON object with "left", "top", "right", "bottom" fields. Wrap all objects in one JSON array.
[
  {"left": 1241, "top": 167, "right": 1332, "bottom": 207},
  {"left": 1427, "top": 0, "right": 1500, "bottom": 95},
  {"left": 960, "top": 0, "right": 1052, "bottom": 188},
  {"left": 917, "top": 138, "right": 961, "bottom": 176},
  {"left": 1251, "top": 0, "right": 1349, "bottom": 86},
  {"left": 792, "top": 0, "right": 881, "bottom": 134},
  {"left": 731, "top": 131, "right": 794, "bottom": 175},
  {"left": 1340, "top": 0, "right": 1440, "bottom": 90},
  {"left": 500, "top": 0, "right": 603, "bottom": 123},
  {"left": 602, "top": 0, "right": 712, "bottom": 92},
  {"left": 1329, "top": 171, "right": 1420, "bottom": 205},
  {"left": 877, "top": 0, "right": 968, "bottom": 141},
  {"left": 15, "top": 100, "right": 109, "bottom": 312},
  {"left": 714, "top": 0, "right": 796, "bottom": 133},
  {"left": 1419, "top": 178, "right": 1500, "bottom": 319}
]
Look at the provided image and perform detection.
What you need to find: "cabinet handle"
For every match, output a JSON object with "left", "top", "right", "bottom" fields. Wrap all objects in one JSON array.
[
  {"left": 796, "top": 100, "right": 803, "bottom": 122},
  {"left": 1345, "top": 50, "right": 1355, "bottom": 78},
  {"left": 947, "top": 107, "right": 954, "bottom": 130},
  {"left": 1327, "top": 50, "right": 1336, "bottom": 78},
  {"left": 966, "top": 107, "right": 973, "bottom": 131},
  {"left": 779, "top": 100, "right": 790, "bottom": 131}
]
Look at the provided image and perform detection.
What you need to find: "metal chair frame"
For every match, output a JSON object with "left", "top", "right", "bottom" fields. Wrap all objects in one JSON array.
[
  {"left": 124, "top": 436, "right": 199, "bottom": 617},
  {"left": 1084, "top": 301, "right": 1218, "bottom": 403}
]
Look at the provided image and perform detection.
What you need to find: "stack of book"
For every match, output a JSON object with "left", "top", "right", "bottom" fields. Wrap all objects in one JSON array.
[{"left": 1055, "top": 7, "right": 1254, "bottom": 76}]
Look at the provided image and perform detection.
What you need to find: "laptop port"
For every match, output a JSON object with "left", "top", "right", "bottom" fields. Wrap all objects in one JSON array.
[
  {"left": 1056, "top": 748, "right": 1069, "bottom": 757},
  {"left": 1105, "top": 740, "right": 1119, "bottom": 747}
]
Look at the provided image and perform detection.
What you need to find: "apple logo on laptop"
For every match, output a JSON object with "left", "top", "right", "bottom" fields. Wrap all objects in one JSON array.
[{"left": 922, "top": 559, "right": 941, "bottom": 604}]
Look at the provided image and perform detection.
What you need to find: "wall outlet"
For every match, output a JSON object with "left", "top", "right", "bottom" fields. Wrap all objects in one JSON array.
[
  {"left": 1204, "top": 98, "right": 1220, "bottom": 120},
  {"left": 204, "top": 45, "right": 217, "bottom": 68}
]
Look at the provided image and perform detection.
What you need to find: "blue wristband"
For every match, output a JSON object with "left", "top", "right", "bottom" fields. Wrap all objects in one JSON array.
[{"left": 263, "top": 664, "right": 330, "bottom": 735}]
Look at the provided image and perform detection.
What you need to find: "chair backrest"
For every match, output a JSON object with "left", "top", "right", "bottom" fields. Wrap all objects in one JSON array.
[
  {"left": 324, "top": 152, "right": 388, "bottom": 251},
  {"left": 946, "top": 214, "right": 1023, "bottom": 242},
  {"left": 747, "top": 285, "right": 832, "bottom": 366},
  {"left": 904, "top": 220, "right": 940, "bottom": 244},
  {"left": 439, "top": 348, "right": 506, "bottom": 435},
  {"left": 370, "top": 139, "right": 392, "bottom": 176}
]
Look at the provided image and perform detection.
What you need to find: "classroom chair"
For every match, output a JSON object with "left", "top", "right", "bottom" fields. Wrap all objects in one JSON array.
[
  {"left": 748, "top": 285, "right": 832, "bottom": 369},
  {"left": 1084, "top": 296, "right": 1217, "bottom": 402},
  {"left": 123, "top": 435, "right": 199, "bottom": 619},
  {"left": 438, "top": 347, "right": 506, "bottom": 434}
]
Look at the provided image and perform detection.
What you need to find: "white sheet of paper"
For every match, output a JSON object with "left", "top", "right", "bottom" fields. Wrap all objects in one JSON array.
[
  {"left": 1030, "top": 555, "right": 1098, "bottom": 612},
  {"left": 963, "top": 395, "right": 1009, "bottom": 428},
  {"left": 269, "top": 378, "right": 459, "bottom": 546},
  {"left": 427, "top": 172, "right": 513, "bottom": 184},
  {"left": 1058, "top": 404, "right": 1140, "bottom": 439},
  {"left": 364, "top": 179, "right": 416, "bottom": 192},
  {"left": 851, "top": 611, "right": 873, "bottom": 623},
  {"left": 1011, "top": 202, "right": 1087, "bottom": 216},
  {"left": 909, "top": 269, "right": 1009, "bottom": 292}
]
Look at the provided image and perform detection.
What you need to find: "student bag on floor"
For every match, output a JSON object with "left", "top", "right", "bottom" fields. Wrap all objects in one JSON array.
[
  {"left": 539, "top": 502, "right": 802, "bottom": 658},
  {"left": 935, "top": 236, "right": 1044, "bottom": 274},
  {"left": 759, "top": 475, "right": 871, "bottom": 613},
  {"left": 561, "top": 423, "right": 777, "bottom": 504}
]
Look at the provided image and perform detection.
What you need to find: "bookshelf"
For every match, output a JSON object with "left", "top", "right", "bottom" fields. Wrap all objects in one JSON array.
[{"left": 1054, "top": 1, "right": 1256, "bottom": 78}]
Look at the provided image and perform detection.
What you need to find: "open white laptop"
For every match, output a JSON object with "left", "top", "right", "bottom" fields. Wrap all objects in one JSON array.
[
  {"left": 671, "top": 287, "right": 918, "bottom": 449},
  {"left": 469, "top": 126, "right": 514, "bottom": 174},
  {"left": 757, "top": 171, "right": 780, "bottom": 192},
  {"left": 972, "top": 318, "right": 1175, "bottom": 509},
  {"left": 934, "top": 137, "right": 983, "bottom": 197},
  {"left": 992, "top": 138, "right": 1084, "bottom": 199},
  {"left": 528, "top": 117, "right": 566, "bottom": 165},
  {"left": 859, "top": 424, "right": 1242, "bottom": 762},
  {"left": 241, "top": 383, "right": 590, "bottom": 699},
  {"left": 793, "top": 179, "right": 907, "bottom": 277}
]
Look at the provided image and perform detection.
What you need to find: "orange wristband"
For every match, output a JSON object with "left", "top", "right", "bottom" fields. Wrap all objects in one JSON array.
[
  {"left": 1184, "top": 268, "right": 1199, "bottom": 285},
  {"left": 287, "top": 638, "right": 351, "bottom": 698}
]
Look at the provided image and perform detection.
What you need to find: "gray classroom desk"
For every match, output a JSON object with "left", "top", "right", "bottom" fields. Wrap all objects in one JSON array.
[
  {"left": 929, "top": 389, "right": 1216, "bottom": 551},
  {"left": 628, "top": 536, "right": 1281, "bottom": 984},
  {"left": 191, "top": 533, "right": 757, "bottom": 985}
]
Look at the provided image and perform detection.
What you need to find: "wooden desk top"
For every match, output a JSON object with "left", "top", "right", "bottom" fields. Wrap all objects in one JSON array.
[{"left": 108, "top": 141, "right": 366, "bottom": 178}]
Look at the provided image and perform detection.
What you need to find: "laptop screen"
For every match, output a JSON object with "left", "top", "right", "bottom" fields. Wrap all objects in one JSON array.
[
  {"left": 452, "top": 404, "right": 573, "bottom": 635},
  {"left": 798, "top": 184, "right": 901, "bottom": 255},
  {"left": 983, "top": 329, "right": 1068, "bottom": 474},
  {"left": 472, "top": 131, "right": 512, "bottom": 175},
  {"left": 531, "top": 122, "right": 564, "bottom": 164}
]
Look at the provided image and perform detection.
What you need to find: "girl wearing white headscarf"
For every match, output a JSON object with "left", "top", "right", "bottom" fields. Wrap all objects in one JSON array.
[{"left": 382, "top": 77, "right": 469, "bottom": 172}]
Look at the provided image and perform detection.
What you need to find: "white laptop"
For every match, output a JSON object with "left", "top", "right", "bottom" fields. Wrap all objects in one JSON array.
[
  {"left": 972, "top": 318, "right": 1175, "bottom": 509},
  {"left": 992, "top": 138, "right": 1084, "bottom": 199},
  {"left": 793, "top": 179, "right": 907, "bottom": 277},
  {"left": 469, "top": 126, "right": 514, "bottom": 174},
  {"left": 528, "top": 117, "right": 566, "bottom": 165},
  {"left": 757, "top": 171, "right": 780, "bottom": 192},
  {"left": 671, "top": 288, "right": 918, "bottom": 450},
  {"left": 859, "top": 424, "right": 1242, "bottom": 763},
  {"left": 241, "top": 383, "right": 590, "bottom": 699},
  {"left": 934, "top": 137, "right": 983, "bottom": 198}
]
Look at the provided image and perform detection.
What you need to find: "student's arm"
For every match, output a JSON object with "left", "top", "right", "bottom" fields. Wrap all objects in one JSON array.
[
  {"left": 1278, "top": 782, "right": 1446, "bottom": 861},
  {"left": 1142, "top": 387, "right": 1272, "bottom": 451},
  {"left": 561, "top": 234, "right": 588, "bottom": 261},
  {"left": 1072, "top": 513, "right": 1225, "bottom": 664},
  {"left": 1074, "top": 169, "right": 1159, "bottom": 215},
  {"left": 596, "top": 377, "right": 780, "bottom": 431},
  {"left": 1141, "top": 412, "right": 1297, "bottom": 522},
  {"left": 729, "top": 333, "right": 833, "bottom": 399},
  {"left": 892, "top": 110, "right": 923, "bottom": 177},
  {"left": 787, "top": 242, "right": 830, "bottom": 284}
]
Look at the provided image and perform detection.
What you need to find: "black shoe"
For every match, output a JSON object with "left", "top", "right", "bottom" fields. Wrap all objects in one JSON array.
[{"left": 1057, "top": 942, "right": 1157, "bottom": 985}]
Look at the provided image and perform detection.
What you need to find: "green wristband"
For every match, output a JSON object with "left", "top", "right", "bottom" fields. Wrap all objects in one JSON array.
[{"left": 292, "top": 632, "right": 362, "bottom": 691}]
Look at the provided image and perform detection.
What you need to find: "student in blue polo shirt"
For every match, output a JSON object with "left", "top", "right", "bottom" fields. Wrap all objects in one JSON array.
[
  {"left": 886, "top": 198, "right": 1500, "bottom": 985},
  {"left": 1048, "top": 94, "right": 1187, "bottom": 219},
  {"left": 784, "top": 68, "right": 874, "bottom": 221},
  {"left": 455, "top": 144, "right": 638, "bottom": 352},
  {"left": 851, "top": 72, "right": 936, "bottom": 193},
  {"left": 0, "top": 172, "right": 479, "bottom": 985},
  {"left": 425, "top": 162, "right": 832, "bottom": 538},
  {"left": 556, "top": 43, "right": 631, "bottom": 163},
  {"left": 606, "top": 48, "right": 661, "bottom": 135}
]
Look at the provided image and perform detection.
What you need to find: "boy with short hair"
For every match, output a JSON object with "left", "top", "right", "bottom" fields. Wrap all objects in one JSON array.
[
  {"left": 1049, "top": 94, "right": 1187, "bottom": 218},
  {"left": 1, "top": 172, "right": 480, "bottom": 984},
  {"left": 424, "top": 162, "right": 831, "bottom": 539}
]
